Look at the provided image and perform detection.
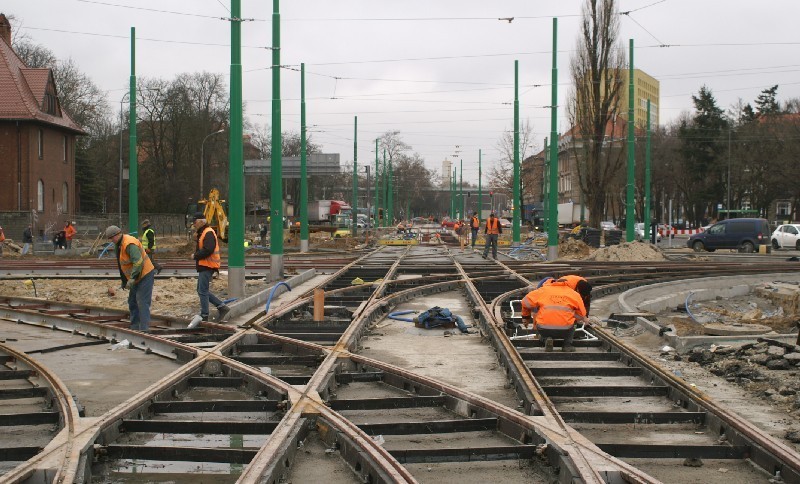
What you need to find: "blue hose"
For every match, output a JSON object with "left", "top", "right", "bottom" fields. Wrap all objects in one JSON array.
[
  {"left": 389, "top": 310, "right": 416, "bottom": 322},
  {"left": 265, "top": 281, "right": 292, "bottom": 313},
  {"left": 685, "top": 291, "right": 698, "bottom": 323}
]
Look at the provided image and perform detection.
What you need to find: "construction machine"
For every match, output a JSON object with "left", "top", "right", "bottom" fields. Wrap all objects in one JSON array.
[{"left": 186, "top": 188, "right": 229, "bottom": 242}]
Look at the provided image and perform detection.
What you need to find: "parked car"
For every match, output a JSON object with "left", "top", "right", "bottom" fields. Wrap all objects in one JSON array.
[
  {"left": 410, "top": 217, "right": 430, "bottom": 226},
  {"left": 771, "top": 224, "right": 800, "bottom": 250},
  {"left": 600, "top": 221, "right": 618, "bottom": 231},
  {"left": 634, "top": 223, "right": 661, "bottom": 242},
  {"left": 687, "top": 218, "right": 770, "bottom": 253},
  {"left": 498, "top": 218, "right": 512, "bottom": 228}
]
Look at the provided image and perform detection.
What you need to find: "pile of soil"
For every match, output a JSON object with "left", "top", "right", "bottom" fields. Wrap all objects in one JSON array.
[
  {"left": 558, "top": 238, "right": 592, "bottom": 259},
  {"left": 585, "top": 241, "right": 668, "bottom": 262}
]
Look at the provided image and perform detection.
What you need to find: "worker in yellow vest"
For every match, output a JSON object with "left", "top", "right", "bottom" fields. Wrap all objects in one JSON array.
[{"left": 140, "top": 219, "right": 163, "bottom": 274}]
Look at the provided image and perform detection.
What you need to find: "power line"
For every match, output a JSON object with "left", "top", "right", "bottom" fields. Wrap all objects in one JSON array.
[
  {"left": 74, "top": 0, "right": 250, "bottom": 21},
  {"left": 21, "top": 26, "right": 270, "bottom": 49}
]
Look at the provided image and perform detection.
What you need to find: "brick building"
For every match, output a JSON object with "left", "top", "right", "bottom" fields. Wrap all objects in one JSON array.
[{"left": 0, "top": 14, "right": 84, "bottom": 225}]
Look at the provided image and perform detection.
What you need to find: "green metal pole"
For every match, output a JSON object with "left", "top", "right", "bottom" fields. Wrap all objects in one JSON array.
[
  {"left": 459, "top": 159, "right": 463, "bottom": 220},
  {"left": 128, "top": 27, "right": 137, "bottom": 233},
  {"left": 269, "top": 0, "right": 283, "bottom": 280},
  {"left": 478, "top": 149, "right": 482, "bottom": 220},
  {"left": 513, "top": 59, "right": 521, "bottom": 243},
  {"left": 386, "top": 158, "right": 394, "bottom": 227},
  {"left": 229, "top": 0, "right": 246, "bottom": 294},
  {"left": 547, "top": 18, "right": 559, "bottom": 260},
  {"left": 644, "top": 99, "right": 652, "bottom": 243},
  {"left": 625, "top": 38, "right": 636, "bottom": 242},
  {"left": 299, "top": 63, "right": 308, "bottom": 252},
  {"left": 352, "top": 116, "right": 358, "bottom": 236},
  {"left": 543, "top": 137, "right": 548, "bottom": 231},
  {"left": 382, "top": 149, "right": 387, "bottom": 227},
  {"left": 374, "top": 139, "right": 379, "bottom": 225}
]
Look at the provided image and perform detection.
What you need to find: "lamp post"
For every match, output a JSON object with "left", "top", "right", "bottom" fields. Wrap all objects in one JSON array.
[
  {"left": 200, "top": 129, "right": 225, "bottom": 199},
  {"left": 118, "top": 93, "right": 129, "bottom": 227}
]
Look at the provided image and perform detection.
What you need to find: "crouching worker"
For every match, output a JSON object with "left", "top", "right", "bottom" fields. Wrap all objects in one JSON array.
[
  {"left": 540, "top": 274, "right": 593, "bottom": 315},
  {"left": 520, "top": 279, "right": 587, "bottom": 352},
  {"left": 106, "top": 225, "right": 155, "bottom": 332}
]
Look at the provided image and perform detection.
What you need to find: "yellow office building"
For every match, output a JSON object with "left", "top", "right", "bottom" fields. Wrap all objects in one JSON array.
[{"left": 620, "top": 69, "right": 660, "bottom": 127}]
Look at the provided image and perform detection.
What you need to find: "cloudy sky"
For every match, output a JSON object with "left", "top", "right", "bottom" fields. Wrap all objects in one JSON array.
[{"left": 5, "top": 0, "right": 800, "bottom": 184}]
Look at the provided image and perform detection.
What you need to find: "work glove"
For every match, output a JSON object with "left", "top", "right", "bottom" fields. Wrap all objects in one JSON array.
[{"left": 120, "top": 280, "right": 128, "bottom": 290}]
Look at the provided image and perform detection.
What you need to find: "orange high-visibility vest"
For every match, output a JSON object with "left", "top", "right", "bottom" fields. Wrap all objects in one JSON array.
[
  {"left": 197, "top": 226, "right": 221, "bottom": 270},
  {"left": 118, "top": 235, "right": 155, "bottom": 282},
  {"left": 486, "top": 217, "right": 500, "bottom": 235},
  {"left": 471, "top": 216, "right": 480, "bottom": 229},
  {"left": 520, "top": 281, "right": 586, "bottom": 330},
  {"left": 65, "top": 224, "right": 77, "bottom": 240}
]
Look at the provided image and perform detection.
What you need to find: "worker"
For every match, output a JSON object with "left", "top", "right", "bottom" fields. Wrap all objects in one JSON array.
[
  {"left": 0, "top": 226, "right": 4, "bottom": 257},
  {"left": 541, "top": 274, "right": 593, "bottom": 315},
  {"left": 470, "top": 211, "right": 480, "bottom": 249},
  {"left": 64, "top": 221, "right": 77, "bottom": 249},
  {"left": 396, "top": 222, "right": 406, "bottom": 234},
  {"left": 192, "top": 212, "right": 231, "bottom": 322},
  {"left": 21, "top": 224, "right": 32, "bottom": 255},
  {"left": 105, "top": 225, "right": 155, "bottom": 332},
  {"left": 482, "top": 212, "right": 502, "bottom": 260},
  {"left": 520, "top": 278, "right": 587, "bottom": 352},
  {"left": 140, "top": 219, "right": 164, "bottom": 274}
]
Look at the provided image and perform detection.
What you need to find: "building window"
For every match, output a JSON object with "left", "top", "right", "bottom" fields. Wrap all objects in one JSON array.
[
  {"left": 38, "top": 129, "right": 44, "bottom": 159},
  {"left": 62, "top": 183, "right": 68, "bottom": 213},
  {"left": 777, "top": 201, "right": 791, "bottom": 217},
  {"left": 63, "top": 135, "right": 68, "bottom": 162},
  {"left": 44, "top": 93, "right": 57, "bottom": 115},
  {"left": 37, "top": 180, "right": 44, "bottom": 212}
]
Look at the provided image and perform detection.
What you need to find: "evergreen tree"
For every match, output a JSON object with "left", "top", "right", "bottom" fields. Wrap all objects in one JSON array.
[{"left": 755, "top": 85, "right": 781, "bottom": 117}]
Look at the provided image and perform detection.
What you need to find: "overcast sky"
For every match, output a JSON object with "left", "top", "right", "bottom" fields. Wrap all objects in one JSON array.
[{"left": 5, "top": 0, "right": 800, "bottom": 184}]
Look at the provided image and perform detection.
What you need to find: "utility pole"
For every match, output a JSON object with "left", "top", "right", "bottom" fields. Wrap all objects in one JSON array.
[
  {"left": 388, "top": 155, "right": 393, "bottom": 225},
  {"left": 352, "top": 116, "right": 358, "bottom": 236},
  {"left": 382, "top": 149, "right": 387, "bottom": 227},
  {"left": 644, "top": 99, "right": 652, "bottom": 243},
  {"left": 128, "top": 27, "right": 137, "bottom": 234},
  {"left": 374, "top": 139, "right": 379, "bottom": 227},
  {"left": 269, "top": 0, "right": 283, "bottom": 282},
  {"left": 300, "top": 63, "right": 308, "bottom": 252},
  {"left": 625, "top": 38, "right": 636, "bottom": 243},
  {"left": 478, "top": 149, "right": 482, "bottom": 220},
  {"left": 513, "top": 59, "right": 521, "bottom": 243},
  {"left": 228, "top": 0, "right": 246, "bottom": 295},
  {"left": 547, "top": 18, "right": 559, "bottom": 260},
  {"left": 459, "top": 159, "right": 463, "bottom": 220},
  {"left": 543, "top": 137, "right": 548, "bottom": 231}
]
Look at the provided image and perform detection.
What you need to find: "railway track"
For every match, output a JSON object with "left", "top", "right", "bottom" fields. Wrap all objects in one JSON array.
[{"left": 1, "top": 246, "right": 800, "bottom": 482}]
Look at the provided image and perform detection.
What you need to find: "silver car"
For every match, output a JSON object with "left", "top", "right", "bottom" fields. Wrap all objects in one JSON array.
[
  {"left": 771, "top": 224, "right": 800, "bottom": 250},
  {"left": 634, "top": 223, "right": 661, "bottom": 242}
]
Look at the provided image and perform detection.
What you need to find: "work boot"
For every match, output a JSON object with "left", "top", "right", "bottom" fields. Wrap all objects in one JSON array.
[
  {"left": 544, "top": 337, "right": 554, "bottom": 352},
  {"left": 217, "top": 305, "right": 231, "bottom": 322},
  {"left": 155, "top": 264, "right": 164, "bottom": 275},
  {"left": 562, "top": 345, "right": 576, "bottom": 353}
]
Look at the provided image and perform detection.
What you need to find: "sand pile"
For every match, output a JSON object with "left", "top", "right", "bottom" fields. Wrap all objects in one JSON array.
[
  {"left": 558, "top": 238, "right": 592, "bottom": 259},
  {"left": 585, "top": 241, "right": 668, "bottom": 262}
]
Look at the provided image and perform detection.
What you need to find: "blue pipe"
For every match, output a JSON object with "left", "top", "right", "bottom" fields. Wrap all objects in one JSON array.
[
  {"left": 265, "top": 281, "right": 292, "bottom": 313},
  {"left": 685, "top": 291, "right": 698, "bottom": 323},
  {"left": 388, "top": 310, "right": 415, "bottom": 322}
]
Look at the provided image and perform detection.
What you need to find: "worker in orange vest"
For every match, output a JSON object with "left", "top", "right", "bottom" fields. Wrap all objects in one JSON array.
[
  {"left": 470, "top": 211, "right": 480, "bottom": 249},
  {"left": 64, "top": 221, "right": 77, "bottom": 249},
  {"left": 540, "top": 274, "right": 593, "bottom": 315},
  {"left": 481, "top": 212, "right": 502, "bottom": 259},
  {"left": 192, "top": 212, "right": 231, "bottom": 322},
  {"left": 520, "top": 279, "right": 587, "bottom": 352},
  {"left": 105, "top": 225, "right": 155, "bottom": 332}
]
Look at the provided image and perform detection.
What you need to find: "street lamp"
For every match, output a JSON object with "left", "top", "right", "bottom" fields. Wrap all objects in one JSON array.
[
  {"left": 200, "top": 129, "right": 225, "bottom": 199},
  {"left": 118, "top": 92, "right": 130, "bottom": 227}
]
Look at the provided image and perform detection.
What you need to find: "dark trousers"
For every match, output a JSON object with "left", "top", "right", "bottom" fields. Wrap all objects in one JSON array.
[
  {"left": 536, "top": 325, "right": 576, "bottom": 347},
  {"left": 483, "top": 234, "right": 498, "bottom": 258},
  {"left": 471, "top": 228, "right": 479, "bottom": 247}
]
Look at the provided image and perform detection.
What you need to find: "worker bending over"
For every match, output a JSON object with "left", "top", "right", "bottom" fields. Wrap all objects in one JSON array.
[
  {"left": 520, "top": 279, "right": 587, "bottom": 352},
  {"left": 541, "top": 274, "right": 593, "bottom": 315}
]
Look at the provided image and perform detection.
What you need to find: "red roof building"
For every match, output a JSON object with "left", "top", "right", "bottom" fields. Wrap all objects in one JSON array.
[{"left": 0, "top": 13, "right": 84, "bottom": 222}]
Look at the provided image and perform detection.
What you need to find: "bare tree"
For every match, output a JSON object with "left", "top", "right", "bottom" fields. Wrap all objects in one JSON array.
[
  {"left": 566, "top": 0, "right": 627, "bottom": 227},
  {"left": 491, "top": 119, "right": 535, "bottom": 202}
]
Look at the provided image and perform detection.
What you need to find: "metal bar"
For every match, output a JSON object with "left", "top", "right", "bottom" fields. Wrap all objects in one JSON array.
[
  {"left": 187, "top": 377, "right": 243, "bottom": 388},
  {"left": 531, "top": 367, "right": 642, "bottom": 377},
  {"left": 597, "top": 443, "right": 748, "bottom": 459},
  {"left": 0, "top": 388, "right": 47, "bottom": 400},
  {"left": 0, "top": 370, "right": 35, "bottom": 380},
  {"left": 104, "top": 444, "right": 258, "bottom": 464},
  {"left": 27, "top": 339, "right": 108, "bottom": 354},
  {"left": 519, "top": 352, "right": 620, "bottom": 361},
  {"left": 150, "top": 400, "right": 279, "bottom": 413},
  {"left": 121, "top": 419, "right": 279, "bottom": 434},
  {"left": 560, "top": 411, "right": 705, "bottom": 424},
  {"left": 0, "top": 447, "right": 41, "bottom": 461},
  {"left": 328, "top": 396, "right": 446, "bottom": 411},
  {"left": 0, "top": 411, "right": 59, "bottom": 426},
  {"left": 359, "top": 418, "right": 497, "bottom": 435},
  {"left": 234, "top": 355, "right": 322, "bottom": 366},
  {"left": 389, "top": 445, "right": 536, "bottom": 464},
  {"left": 336, "top": 372, "right": 384, "bottom": 383},
  {"left": 543, "top": 386, "right": 668, "bottom": 397}
]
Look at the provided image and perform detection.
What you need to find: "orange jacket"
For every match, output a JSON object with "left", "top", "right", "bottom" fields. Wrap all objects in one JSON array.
[
  {"left": 520, "top": 280, "right": 586, "bottom": 330},
  {"left": 197, "top": 226, "right": 221, "bottom": 270},
  {"left": 485, "top": 217, "right": 500, "bottom": 235},
  {"left": 118, "top": 235, "right": 155, "bottom": 282},
  {"left": 470, "top": 216, "right": 480, "bottom": 229},
  {"left": 544, "top": 275, "right": 587, "bottom": 292},
  {"left": 64, "top": 224, "right": 77, "bottom": 240}
]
